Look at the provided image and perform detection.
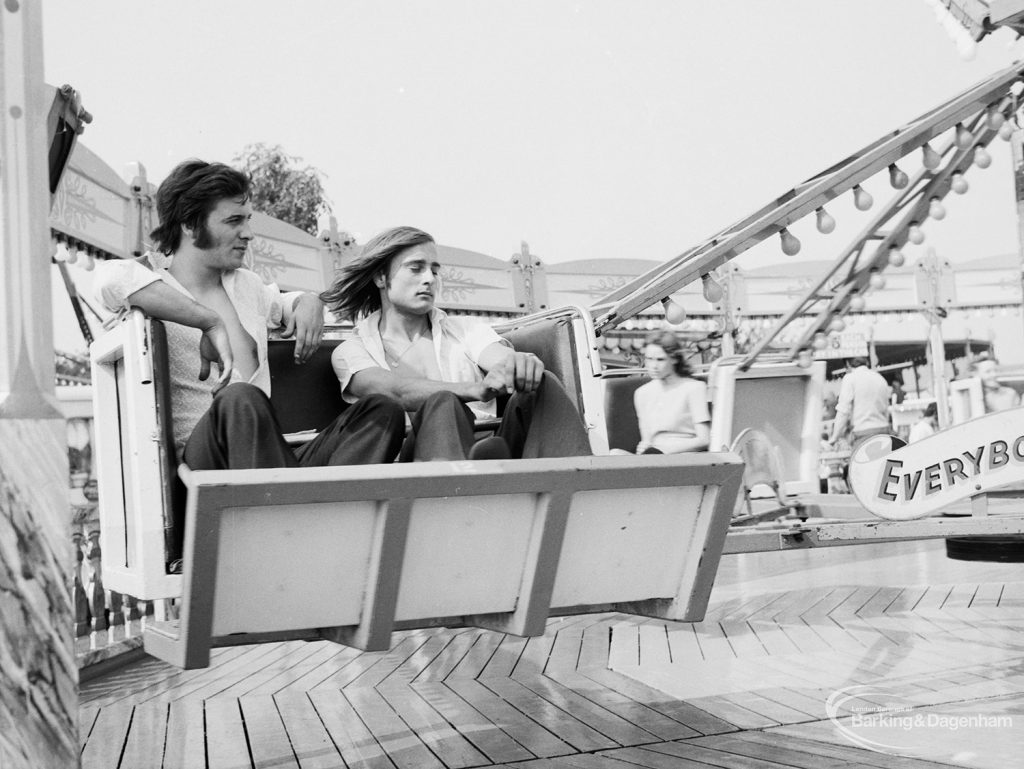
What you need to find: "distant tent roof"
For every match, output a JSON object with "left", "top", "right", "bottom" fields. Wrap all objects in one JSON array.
[
  {"left": 548, "top": 258, "right": 661, "bottom": 276},
  {"left": 959, "top": 252, "right": 1019, "bottom": 270}
]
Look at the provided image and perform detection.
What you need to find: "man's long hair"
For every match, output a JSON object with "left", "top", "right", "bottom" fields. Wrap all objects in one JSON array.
[
  {"left": 320, "top": 226, "right": 435, "bottom": 322},
  {"left": 149, "top": 160, "right": 250, "bottom": 254}
]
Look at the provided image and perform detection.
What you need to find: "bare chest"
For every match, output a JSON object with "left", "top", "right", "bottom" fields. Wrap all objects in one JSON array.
[{"left": 193, "top": 287, "right": 259, "bottom": 378}]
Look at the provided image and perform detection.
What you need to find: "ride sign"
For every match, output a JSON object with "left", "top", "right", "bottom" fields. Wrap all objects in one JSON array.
[
  {"left": 848, "top": 406, "right": 1024, "bottom": 520},
  {"left": 814, "top": 332, "right": 868, "bottom": 360}
]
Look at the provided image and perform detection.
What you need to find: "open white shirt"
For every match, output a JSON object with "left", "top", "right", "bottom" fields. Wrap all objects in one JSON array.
[
  {"left": 94, "top": 255, "right": 301, "bottom": 457},
  {"left": 332, "top": 308, "right": 509, "bottom": 419}
]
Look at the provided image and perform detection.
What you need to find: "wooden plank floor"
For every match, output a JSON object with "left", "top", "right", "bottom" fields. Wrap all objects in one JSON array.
[{"left": 79, "top": 540, "right": 1024, "bottom": 768}]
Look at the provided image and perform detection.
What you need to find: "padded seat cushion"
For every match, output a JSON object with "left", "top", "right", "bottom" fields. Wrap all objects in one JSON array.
[
  {"left": 499, "top": 317, "right": 584, "bottom": 416},
  {"left": 268, "top": 338, "right": 346, "bottom": 434},
  {"left": 604, "top": 374, "right": 649, "bottom": 452}
]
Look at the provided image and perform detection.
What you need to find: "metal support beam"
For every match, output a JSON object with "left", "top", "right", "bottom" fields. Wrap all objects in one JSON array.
[
  {"left": 589, "top": 62, "right": 1024, "bottom": 335},
  {"left": 735, "top": 93, "right": 1009, "bottom": 371},
  {"left": 723, "top": 513, "right": 1024, "bottom": 553}
]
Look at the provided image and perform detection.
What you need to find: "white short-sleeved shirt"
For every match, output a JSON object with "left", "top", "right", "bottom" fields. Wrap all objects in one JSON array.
[
  {"left": 983, "top": 384, "right": 1021, "bottom": 413},
  {"left": 332, "top": 308, "right": 508, "bottom": 418},
  {"left": 835, "top": 365, "right": 890, "bottom": 433},
  {"left": 908, "top": 419, "right": 935, "bottom": 443},
  {"left": 93, "top": 255, "right": 300, "bottom": 458},
  {"left": 633, "top": 377, "right": 710, "bottom": 454}
]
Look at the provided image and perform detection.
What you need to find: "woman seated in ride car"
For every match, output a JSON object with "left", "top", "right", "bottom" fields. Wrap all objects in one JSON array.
[{"left": 631, "top": 330, "right": 710, "bottom": 454}]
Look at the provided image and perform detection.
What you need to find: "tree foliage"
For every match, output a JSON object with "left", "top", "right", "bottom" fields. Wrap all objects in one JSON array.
[{"left": 233, "top": 143, "right": 332, "bottom": 235}]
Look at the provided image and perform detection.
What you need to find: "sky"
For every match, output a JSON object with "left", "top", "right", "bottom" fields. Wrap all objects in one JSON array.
[{"left": 40, "top": 0, "right": 1024, "bottom": 274}]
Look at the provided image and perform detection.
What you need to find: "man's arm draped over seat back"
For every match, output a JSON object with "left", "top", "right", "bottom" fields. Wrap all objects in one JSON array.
[{"left": 94, "top": 258, "right": 235, "bottom": 392}]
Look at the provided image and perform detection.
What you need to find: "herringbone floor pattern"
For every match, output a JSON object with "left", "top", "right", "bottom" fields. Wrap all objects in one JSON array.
[{"left": 79, "top": 541, "right": 1024, "bottom": 768}]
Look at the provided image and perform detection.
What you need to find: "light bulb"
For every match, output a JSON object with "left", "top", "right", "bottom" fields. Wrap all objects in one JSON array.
[
  {"left": 815, "top": 207, "right": 836, "bottom": 234},
  {"left": 988, "top": 110, "right": 1006, "bottom": 131},
  {"left": 908, "top": 222, "right": 925, "bottom": 245},
  {"left": 66, "top": 247, "right": 78, "bottom": 264},
  {"left": 853, "top": 185, "right": 873, "bottom": 211},
  {"left": 701, "top": 273, "right": 724, "bottom": 303},
  {"left": 849, "top": 293, "right": 866, "bottom": 311},
  {"left": 955, "top": 123, "right": 974, "bottom": 150},
  {"left": 82, "top": 253, "right": 95, "bottom": 271},
  {"left": 779, "top": 228, "right": 801, "bottom": 256},
  {"left": 53, "top": 242, "right": 69, "bottom": 263},
  {"left": 974, "top": 146, "right": 992, "bottom": 169},
  {"left": 922, "top": 142, "right": 942, "bottom": 170},
  {"left": 928, "top": 197, "right": 947, "bottom": 220},
  {"left": 829, "top": 316, "right": 846, "bottom": 333},
  {"left": 661, "top": 297, "right": 687, "bottom": 325},
  {"left": 888, "top": 246, "right": 905, "bottom": 267},
  {"left": 869, "top": 271, "right": 887, "bottom": 291},
  {"left": 950, "top": 172, "right": 969, "bottom": 194},
  {"left": 888, "top": 164, "right": 909, "bottom": 189},
  {"left": 796, "top": 349, "right": 814, "bottom": 369},
  {"left": 812, "top": 331, "right": 828, "bottom": 351},
  {"left": 999, "top": 121, "right": 1015, "bottom": 141}
]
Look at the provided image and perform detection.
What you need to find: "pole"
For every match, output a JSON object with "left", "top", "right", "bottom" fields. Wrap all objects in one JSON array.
[
  {"left": 915, "top": 251, "right": 954, "bottom": 430},
  {"left": 929, "top": 317, "right": 951, "bottom": 430},
  {"left": 1, "top": 4, "right": 77, "bottom": 767},
  {"left": 1012, "top": 125, "right": 1024, "bottom": 343}
]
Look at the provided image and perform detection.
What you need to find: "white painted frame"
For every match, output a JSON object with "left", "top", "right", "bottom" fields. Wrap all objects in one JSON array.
[
  {"left": 144, "top": 452, "right": 743, "bottom": 669},
  {"left": 949, "top": 377, "right": 984, "bottom": 424},
  {"left": 89, "top": 311, "right": 181, "bottom": 599},
  {"left": 708, "top": 356, "right": 825, "bottom": 497}
]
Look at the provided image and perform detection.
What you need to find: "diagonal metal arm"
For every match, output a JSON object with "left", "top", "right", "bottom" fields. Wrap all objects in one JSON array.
[
  {"left": 765, "top": 103, "right": 1008, "bottom": 368},
  {"left": 588, "top": 61, "right": 1024, "bottom": 336}
]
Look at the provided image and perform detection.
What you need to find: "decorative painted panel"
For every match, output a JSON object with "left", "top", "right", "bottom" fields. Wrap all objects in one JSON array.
[{"left": 49, "top": 145, "right": 131, "bottom": 257}]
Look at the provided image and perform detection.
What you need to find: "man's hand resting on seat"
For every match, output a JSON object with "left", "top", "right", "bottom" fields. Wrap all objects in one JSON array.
[
  {"left": 477, "top": 345, "right": 545, "bottom": 396},
  {"left": 284, "top": 293, "right": 324, "bottom": 363},
  {"left": 474, "top": 368, "right": 511, "bottom": 402},
  {"left": 498, "top": 351, "right": 545, "bottom": 393}
]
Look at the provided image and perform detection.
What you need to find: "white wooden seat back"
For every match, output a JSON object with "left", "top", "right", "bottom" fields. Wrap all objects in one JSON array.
[
  {"left": 90, "top": 311, "right": 182, "bottom": 600},
  {"left": 708, "top": 355, "right": 825, "bottom": 497},
  {"left": 144, "top": 452, "right": 742, "bottom": 669}
]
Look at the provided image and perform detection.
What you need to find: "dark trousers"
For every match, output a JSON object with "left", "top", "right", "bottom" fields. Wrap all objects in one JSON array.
[
  {"left": 165, "top": 384, "right": 403, "bottom": 566},
  {"left": 403, "top": 372, "right": 593, "bottom": 461},
  {"left": 183, "top": 383, "right": 406, "bottom": 470},
  {"left": 851, "top": 426, "right": 891, "bottom": 445}
]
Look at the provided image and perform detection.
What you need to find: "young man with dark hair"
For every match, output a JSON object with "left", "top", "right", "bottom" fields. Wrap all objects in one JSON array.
[
  {"left": 321, "top": 226, "right": 592, "bottom": 460},
  {"left": 94, "top": 159, "right": 406, "bottom": 471}
]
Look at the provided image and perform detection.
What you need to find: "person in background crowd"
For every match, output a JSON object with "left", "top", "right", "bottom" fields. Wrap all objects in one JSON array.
[
  {"left": 972, "top": 356, "right": 1021, "bottom": 413},
  {"left": 828, "top": 356, "right": 891, "bottom": 446},
  {"left": 821, "top": 390, "right": 839, "bottom": 442},
  {"left": 631, "top": 330, "right": 710, "bottom": 454},
  {"left": 889, "top": 379, "right": 905, "bottom": 405},
  {"left": 908, "top": 401, "right": 938, "bottom": 443}
]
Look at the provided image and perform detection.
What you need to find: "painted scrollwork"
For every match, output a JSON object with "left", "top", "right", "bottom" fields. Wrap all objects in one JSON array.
[{"left": 245, "top": 237, "right": 288, "bottom": 283}]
